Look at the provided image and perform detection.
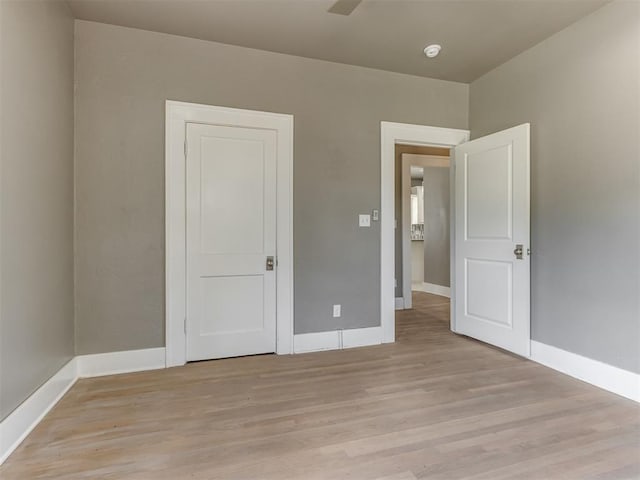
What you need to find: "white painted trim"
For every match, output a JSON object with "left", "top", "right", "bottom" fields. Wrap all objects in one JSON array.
[
  {"left": 381, "top": 122, "right": 469, "bottom": 344},
  {"left": 395, "top": 297, "right": 405, "bottom": 310},
  {"left": 0, "top": 359, "right": 78, "bottom": 465},
  {"left": 401, "top": 154, "right": 450, "bottom": 309},
  {"left": 412, "top": 282, "right": 451, "bottom": 298},
  {"left": 77, "top": 348, "right": 166, "bottom": 378},
  {"left": 293, "top": 327, "right": 382, "bottom": 354},
  {"left": 531, "top": 341, "right": 640, "bottom": 403},
  {"left": 401, "top": 153, "right": 450, "bottom": 167},
  {"left": 342, "top": 326, "right": 383, "bottom": 348},
  {"left": 293, "top": 331, "right": 341, "bottom": 353},
  {"left": 449, "top": 150, "right": 457, "bottom": 332},
  {"left": 165, "top": 101, "right": 294, "bottom": 367}
]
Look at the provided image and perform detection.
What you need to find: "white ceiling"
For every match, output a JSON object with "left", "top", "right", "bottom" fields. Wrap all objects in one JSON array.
[{"left": 67, "top": 0, "right": 608, "bottom": 83}]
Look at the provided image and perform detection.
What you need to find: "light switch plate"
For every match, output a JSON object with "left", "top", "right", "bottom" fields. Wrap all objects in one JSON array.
[
  {"left": 359, "top": 214, "right": 371, "bottom": 227},
  {"left": 372, "top": 209, "right": 379, "bottom": 221},
  {"left": 333, "top": 304, "right": 341, "bottom": 317}
]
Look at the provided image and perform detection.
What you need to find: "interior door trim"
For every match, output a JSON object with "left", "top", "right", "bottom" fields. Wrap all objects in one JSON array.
[
  {"left": 165, "top": 100, "right": 294, "bottom": 367},
  {"left": 380, "top": 122, "right": 469, "bottom": 343}
]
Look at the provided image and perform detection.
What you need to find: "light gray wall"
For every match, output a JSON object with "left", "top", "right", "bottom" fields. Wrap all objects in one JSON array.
[
  {"left": 74, "top": 21, "right": 468, "bottom": 352},
  {"left": 0, "top": 0, "right": 75, "bottom": 419},
  {"left": 470, "top": 1, "right": 640, "bottom": 373},
  {"left": 423, "top": 167, "right": 450, "bottom": 288}
]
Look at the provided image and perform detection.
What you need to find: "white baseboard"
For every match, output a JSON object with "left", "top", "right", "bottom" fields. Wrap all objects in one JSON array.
[
  {"left": 342, "top": 326, "right": 382, "bottom": 349},
  {"left": 395, "top": 297, "right": 405, "bottom": 310},
  {"left": 293, "top": 326, "right": 382, "bottom": 354},
  {"left": 0, "top": 347, "right": 166, "bottom": 465},
  {"left": 77, "top": 347, "right": 166, "bottom": 378},
  {"left": 0, "top": 358, "right": 78, "bottom": 465},
  {"left": 293, "top": 331, "right": 341, "bottom": 353},
  {"left": 412, "top": 282, "right": 450, "bottom": 298},
  {"left": 531, "top": 341, "right": 640, "bottom": 403}
]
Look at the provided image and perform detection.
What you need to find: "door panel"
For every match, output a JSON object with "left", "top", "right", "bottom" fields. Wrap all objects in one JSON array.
[
  {"left": 200, "top": 276, "right": 264, "bottom": 335},
  {"left": 466, "top": 144, "right": 512, "bottom": 240},
  {"left": 186, "top": 123, "right": 277, "bottom": 361},
  {"left": 199, "top": 136, "right": 266, "bottom": 255},
  {"left": 465, "top": 259, "right": 512, "bottom": 327},
  {"left": 454, "top": 124, "right": 530, "bottom": 357}
]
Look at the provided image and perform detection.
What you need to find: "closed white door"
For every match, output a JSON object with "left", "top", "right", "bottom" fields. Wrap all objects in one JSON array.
[
  {"left": 454, "top": 124, "right": 530, "bottom": 356},
  {"left": 186, "top": 122, "right": 277, "bottom": 361}
]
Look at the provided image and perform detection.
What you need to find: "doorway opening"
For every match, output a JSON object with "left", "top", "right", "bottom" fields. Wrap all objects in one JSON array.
[
  {"left": 380, "top": 121, "right": 530, "bottom": 358},
  {"left": 379, "top": 122, "right": 469, "bottom": 343},
  {"left": 396, "top": 146, "right": 451, "bottom": 310}
]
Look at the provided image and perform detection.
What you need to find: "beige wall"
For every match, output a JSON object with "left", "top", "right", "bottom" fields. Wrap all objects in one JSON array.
[
  {"left": 73, "top": 21, "right": 468, "bottom": 353},
  {"left": 0, "top": 0, "right": 75, "bottom": 419},
  {"left": 470, "top": 1, "right": 640, "bottom": 373}
]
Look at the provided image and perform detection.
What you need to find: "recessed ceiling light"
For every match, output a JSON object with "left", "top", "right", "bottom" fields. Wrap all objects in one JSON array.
[{"left": 424, "top": 44, "right": 442, "bottom": 58}]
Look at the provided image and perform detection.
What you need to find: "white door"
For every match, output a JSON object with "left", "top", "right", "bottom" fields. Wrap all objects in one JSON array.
[
  {"left": 453, "top": 124, "right": 530, "bottom": 356},
  {"left": 186, "top": 122, "right": 277, "bottom": 361}
]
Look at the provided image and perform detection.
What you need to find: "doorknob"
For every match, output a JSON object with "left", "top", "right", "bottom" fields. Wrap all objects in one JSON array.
[
  {"left": 513, "top": 244, "right": 524, "bottom": 260},
  {"left": 266, "top": 256, "right": 274, "bottom": 271}
]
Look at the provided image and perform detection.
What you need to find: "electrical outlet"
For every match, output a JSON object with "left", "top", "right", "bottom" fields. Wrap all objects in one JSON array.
[{"left": 333, "top": 304, "right": 341, "bottom": 318}]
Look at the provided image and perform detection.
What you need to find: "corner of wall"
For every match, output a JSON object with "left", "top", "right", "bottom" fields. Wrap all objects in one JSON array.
[{"left": 72, "top": 17, "right": 79, "bottom": 357}]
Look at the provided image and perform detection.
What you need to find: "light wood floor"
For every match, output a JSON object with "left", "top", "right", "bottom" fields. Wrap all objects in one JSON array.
[{"left": 2, "top": 292, "right": 639, "bottom": 479}]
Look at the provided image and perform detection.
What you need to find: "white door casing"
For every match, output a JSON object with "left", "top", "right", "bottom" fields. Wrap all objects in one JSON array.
[
  {"left": 166, "top": 101, "right": 293, "bottom": 367},
  {"left": 380, "top": 122, "right": 470, "bottom": 341},
  {"left": 186, "top": 123, "right": 277, "bottom": 361},
  {"left": 454, "top": 123, "right": 530, "bottom": 357}
]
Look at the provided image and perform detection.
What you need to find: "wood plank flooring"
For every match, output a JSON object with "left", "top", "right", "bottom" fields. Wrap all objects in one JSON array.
[{"left": 2, "top": 292, "right": 639, "bottom": 479}]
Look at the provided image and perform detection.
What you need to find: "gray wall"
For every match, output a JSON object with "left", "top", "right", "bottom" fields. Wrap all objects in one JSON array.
[
  {"left": 470, "top": 1, "right": 640, "bottom": 373},
  {"left": 0, "top": 0, "right": 75, "bottom": 419},
  {"left": 74, "top": 21, "right": 468, "bottom": 352},
  {"left": 423, "top": 167, "right": 450, "bottom": 288}
]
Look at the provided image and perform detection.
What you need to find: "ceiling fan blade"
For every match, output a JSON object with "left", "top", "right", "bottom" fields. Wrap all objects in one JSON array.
[{"left": 328, "top": 0, "right": 363, "bottom": 16}]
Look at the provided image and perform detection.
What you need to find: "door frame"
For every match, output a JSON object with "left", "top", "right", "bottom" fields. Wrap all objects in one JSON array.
[
  {"left": 400, "top": 154, "right": 450, "bottom": 309},
  {"left": 380, "top": 122, "right": 469, "bottom": 342},
  {"left": 165, "top": 100, "right": 294, "bottom": 367}
]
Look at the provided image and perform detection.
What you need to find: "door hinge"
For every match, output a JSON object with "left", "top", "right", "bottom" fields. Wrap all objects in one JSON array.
[{"left": 184, "top": 317, "right": 187, "bottom": 334}]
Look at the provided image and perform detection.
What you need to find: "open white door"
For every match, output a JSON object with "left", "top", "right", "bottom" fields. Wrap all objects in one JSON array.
[{"left": 454, "top": 124, "right": 530, "bottom": 357}]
